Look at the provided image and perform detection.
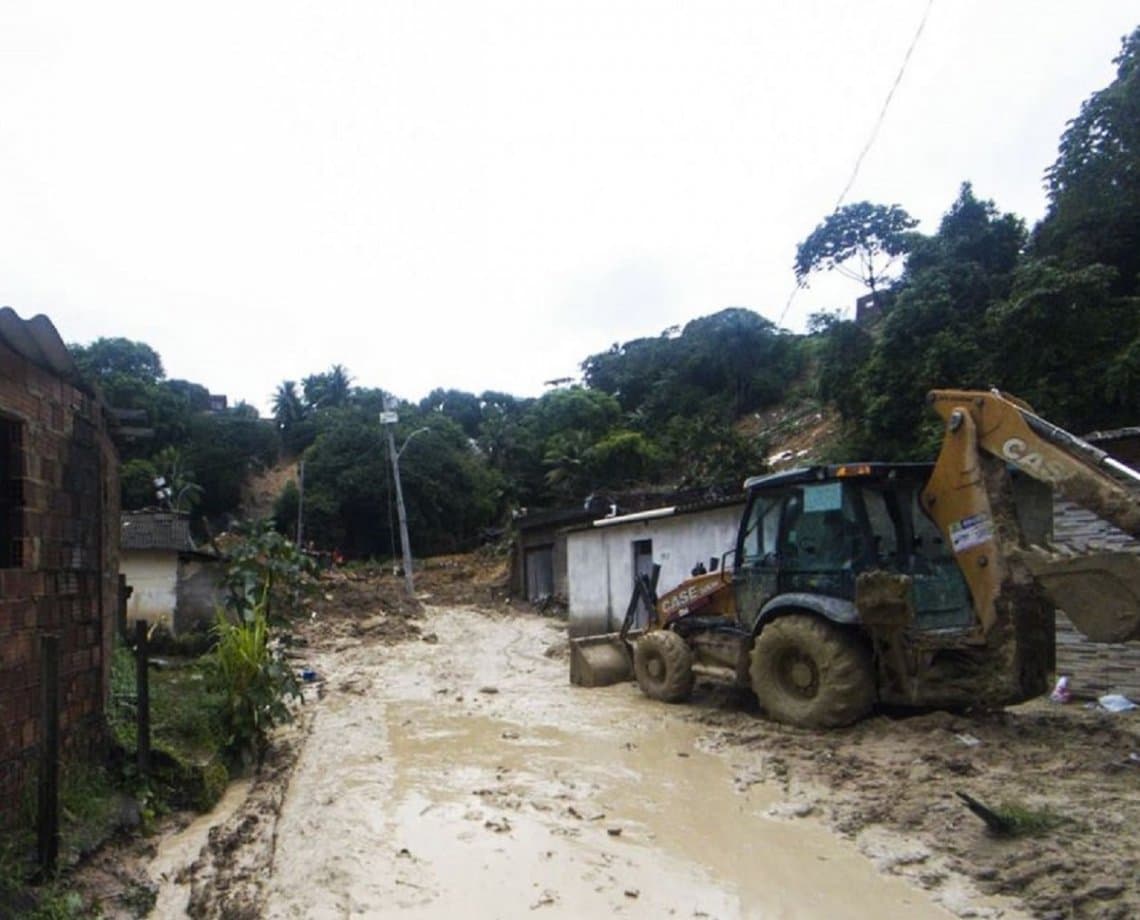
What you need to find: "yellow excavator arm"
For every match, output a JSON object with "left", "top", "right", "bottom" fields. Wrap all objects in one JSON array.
[{"left": 924, "top": 389, "right": 1140, "bottom": 642}]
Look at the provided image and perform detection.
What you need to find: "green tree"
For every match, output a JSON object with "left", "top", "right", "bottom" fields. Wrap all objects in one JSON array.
[
  {"left": 165, "top": 379, "right": 212, "bottom": 413},
  {"left": 585, "top": 430, "right": 660, "bottom": 486},
  {"left": 813, "top": 318, "right": 873, "bottom": 422},
  {"left": 581, "top": 308, "right": 801, "bottom": 431},
  {"left": 987, "top": 259, "right": 1134, "bottom": 430},
  {"left": 272, "top": 379, "right": 314, "bottom": 454},
  {"left": 1037, "top": 27, "right": 1140, "bottom": 297},
  {"left": 825, "top": 186, "right": 1025, "bottom": 458},
  {"left": 184, "top": 411, "right": 279, "bottom": 517},
  {"left": 300, "top": 407, "right": 500, "bottom": 558},
  {"left": 121, "top": 457, "right": 160, "bottom": 509},
  {"left": 663, "top": 416, "right": 768, "bottom": 487},
  {"left": 419, "top": 388, "right": 484, "bottom": 438},
  {"left": 795, "top": 201, "right": 918, "bottom": 297},
  {"left": 152, "top": 446, "right": 204, "bottom": 512},
  {"left": 303, "top": 364, "right": 354, "bottom": 410},
  {"left": 525, "top": 387, "right": 621, "bottom": 444},
  {"left": 676, "top": 308, "right": 801, "bottom": 418},
  {"left": 272, "top": 380, "right": 305, "bottom": 428},
  {"left": 70, "top": 337, "right": 164, "bottom": 383},
  {"left": 541, "top": 429, "right": 593, "bottom": 496},
  {"left": 581, "top": 333, "right": 676, "bottom": 415}
]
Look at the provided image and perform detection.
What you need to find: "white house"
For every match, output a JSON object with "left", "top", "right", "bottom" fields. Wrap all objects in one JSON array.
[
  {"left": 566, "top": 495, "right": 746, "bottom": 637},
  {"left": 121, "top": 512, "right": 224, "bottom": 633}
]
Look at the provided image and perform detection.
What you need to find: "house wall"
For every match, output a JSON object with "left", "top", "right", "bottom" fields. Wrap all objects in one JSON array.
[
  {"left": 175, "top": 557, "right": 224, "bottom": 633},
  {"left": 122, "top": 550, "right": 178, "bottom": 630},
  {"left": 0, "top": 340, "right": 119, "bottom": 827},
  {"left": 566, "top": 504, "right": 744, "bottom": 637},
  {"left": 513, "top": 520, "right": 588, "bottom": 603},
  {"left": 514, "top": 526, "right": 566, "bottom": 601},
  {"left": 1052, "top": 497, "right": 1140, "bottom": 700}
]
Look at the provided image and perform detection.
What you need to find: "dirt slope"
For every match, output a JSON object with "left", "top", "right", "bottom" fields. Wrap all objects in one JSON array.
[{"left": 240, "top": 459, "right": 299, "bottom": 522}]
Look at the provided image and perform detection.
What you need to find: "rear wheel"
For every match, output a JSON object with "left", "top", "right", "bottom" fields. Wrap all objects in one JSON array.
[
  {"left": 634, "top": 630, "right": 694, "bottom": 702},
  {"left": 750, "top": 614, "right": 873, "bottom": 728}
]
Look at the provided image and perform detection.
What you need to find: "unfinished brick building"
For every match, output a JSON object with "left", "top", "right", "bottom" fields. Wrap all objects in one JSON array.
[{"left": 0, "top": 307, "right": 119, "bottom": 827}]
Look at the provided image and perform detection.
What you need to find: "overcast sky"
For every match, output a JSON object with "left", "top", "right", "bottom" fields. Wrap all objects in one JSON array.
[{"left": 1, "top": 2, "right": 1137, "bottom": 414}]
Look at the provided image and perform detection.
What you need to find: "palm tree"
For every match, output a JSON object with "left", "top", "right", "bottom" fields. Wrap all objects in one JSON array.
[
  {"left": 301, "top": 364, "right": 354, "bottom": 410},
  {"left": 324, "top": 364, "right": 353, "bottom": 408},
  {"left": 272, "top": 380, "right": 306, "bottom": 430},
  {"left": 542, "top": 430, "right": 592, "bottom": 495}
]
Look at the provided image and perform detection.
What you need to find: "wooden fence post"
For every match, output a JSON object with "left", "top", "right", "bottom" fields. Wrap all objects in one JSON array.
[
  {"left": 135, "top": 620, "right": 150, "bottom": 777},
  {"left": 37, "top": 634, "right": 60, "bottom": 875}
]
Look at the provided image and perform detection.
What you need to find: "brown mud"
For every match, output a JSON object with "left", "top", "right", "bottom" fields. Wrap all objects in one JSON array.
[
  {"left": 67, "top": 559, "right": 1140, "bottom": 919},
  {"left": 217, "top": 605, "right": 970, "bottom": 919},
  {"left": 691, "top": 691, "right": 1140, "bottom": 920}
]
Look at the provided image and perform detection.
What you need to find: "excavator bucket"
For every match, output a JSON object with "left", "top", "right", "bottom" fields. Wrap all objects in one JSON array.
[
  {"left": 1017, "top": 548, "right": 1140, "bottom": 643},
  {"left": 569, "top": 569, "right": 658, "bottom": 687},
  {"left": 568, "top": 633, "right": 635, "bottom": 687}
]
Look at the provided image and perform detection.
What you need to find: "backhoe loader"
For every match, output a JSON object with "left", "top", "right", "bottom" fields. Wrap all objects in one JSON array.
[{"left": 569, "top": 389, "right": 1140, "bottom": 727}]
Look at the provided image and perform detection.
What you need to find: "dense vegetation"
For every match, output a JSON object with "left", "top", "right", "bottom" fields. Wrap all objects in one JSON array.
[
  {"left": 71, "top": 26, "right": 1140, "bottom": 559},
  {"left": 809, "top": 27, "right": 1140, "bottom": 457}
]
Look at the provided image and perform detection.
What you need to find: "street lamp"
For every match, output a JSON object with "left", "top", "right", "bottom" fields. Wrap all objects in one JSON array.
[{"left": 380, "top": 405, "right": 428, "bottom": 597}]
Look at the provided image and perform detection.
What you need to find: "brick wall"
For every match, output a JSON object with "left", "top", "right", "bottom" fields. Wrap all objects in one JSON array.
[
  {"left": 1053, "top": 497, "right": 1140, "bottom": 700},
  {"left": 0, "top": 340, "right": 119, "bottom": 827}
]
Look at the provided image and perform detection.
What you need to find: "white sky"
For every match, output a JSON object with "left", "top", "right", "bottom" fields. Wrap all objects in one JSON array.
[{"left": 1, "top": 1, "right": 1137, "bottom": 414}]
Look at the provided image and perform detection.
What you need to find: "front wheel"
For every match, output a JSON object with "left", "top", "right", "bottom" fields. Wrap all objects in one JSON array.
[
  {"left": 633, "top": 630, "right": 694, "bottom": 702},
  {"left": 750, "top": 614, "right": 874, "bottom": 728}
]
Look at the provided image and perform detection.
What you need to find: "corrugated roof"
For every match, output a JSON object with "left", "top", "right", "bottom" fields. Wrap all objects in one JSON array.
[
  {"left": 563, "top": 490, "right": 745, "bottom": 534},
  {"left": 121, "top": 512, "right": 193, "bottom": 551},
  {"left": 517, "top": 483, "right": 744, "bottom": 533},
  {"left": 0, "top": 306, "right": 91, "bottom": 392}
]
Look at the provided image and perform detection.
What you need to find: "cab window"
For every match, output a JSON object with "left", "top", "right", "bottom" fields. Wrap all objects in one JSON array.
[
  {"left": 740, "top": 494, "right": 781, "bottom": 564},
  {"left": 860, "top": 487, "right": 900, "bottom": 568},
  {"left": 782, "top": 483, "right": 859, "bottom": 570}
]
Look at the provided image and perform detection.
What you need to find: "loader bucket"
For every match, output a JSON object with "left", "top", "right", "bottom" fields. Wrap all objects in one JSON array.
[
  {"left": 569, "top": 633, "right": 635, "bottom": 687},
  {"left": 1016, "top": 549, "right": 1140, "bottom": 643}
]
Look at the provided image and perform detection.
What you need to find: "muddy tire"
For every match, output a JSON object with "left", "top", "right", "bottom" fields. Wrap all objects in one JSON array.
[
  {"left": 633, "top": 630, "right": 694, "bottom": 702},
  {"left": 750, "top": 615, "right": 873, "bottom": 728}
]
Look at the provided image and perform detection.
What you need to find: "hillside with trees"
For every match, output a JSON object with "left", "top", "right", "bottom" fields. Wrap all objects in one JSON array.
[{"left": 71, "top": 25, "right": 1140, "bottom": 561}]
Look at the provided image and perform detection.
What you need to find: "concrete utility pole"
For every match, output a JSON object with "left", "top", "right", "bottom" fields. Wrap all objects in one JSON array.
[
  {"left": 381, "top": 406, "right": 428, "bottom": 597},
  {"left": 295, "top": 458, "right": 305, "bottom": 548}
]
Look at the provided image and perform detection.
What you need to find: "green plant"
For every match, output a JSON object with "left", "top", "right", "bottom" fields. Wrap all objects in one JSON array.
[
  {"left": 222, "top": 520, "right": 317, "bottom": 624},
  {"left": 992, "top": 801, "right": 1068, "bottom": 838},
  {"left": 208, "top": 597, "right": 300, "bottom": 756}
]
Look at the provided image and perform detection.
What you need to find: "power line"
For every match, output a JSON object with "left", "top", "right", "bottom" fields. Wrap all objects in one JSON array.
[
  {"left": 831, "top": 0, "right": 935, "bottom": 214},
  {"left": 777, "top": 0, "right": 936, "bottom": 328}
]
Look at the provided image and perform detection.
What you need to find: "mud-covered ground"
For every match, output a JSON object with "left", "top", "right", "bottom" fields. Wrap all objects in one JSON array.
[
  {"left": 72, "top": 557, "right": 1140, "bottom": 918},
  {"left": 690, "top": 690, "right": 1140, "bottom": 919}
]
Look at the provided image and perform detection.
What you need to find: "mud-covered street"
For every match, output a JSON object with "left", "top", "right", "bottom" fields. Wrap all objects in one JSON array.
[
  {"left": 165, "top": 599, "right": 1005, "bottom": 919},
  {"left": 130, "top": 559, "right": 1140, "bottom": 920}
]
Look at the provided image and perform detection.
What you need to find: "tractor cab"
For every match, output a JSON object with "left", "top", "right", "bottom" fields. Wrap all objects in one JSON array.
[{"left": 732, "top": 464, "right": 974, "bottom": 635}]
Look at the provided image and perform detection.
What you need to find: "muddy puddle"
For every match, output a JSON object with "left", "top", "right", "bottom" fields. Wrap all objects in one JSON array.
[
  {"left": 257, "top": 607, "right": 974, "bottom": 919},
  {"left": 148, "top": 778, "right": 252, "bottom": 915}
]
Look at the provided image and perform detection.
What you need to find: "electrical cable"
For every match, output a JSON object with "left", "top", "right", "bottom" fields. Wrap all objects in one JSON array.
[
  {"left": 777, "top": 0, "right": 936, "bottom": 328},
  {"left": 832, "top": 0, "right": 935, "bottom": 214}
]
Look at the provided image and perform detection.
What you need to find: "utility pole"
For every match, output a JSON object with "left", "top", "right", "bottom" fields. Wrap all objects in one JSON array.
[
  {"left": 381, "top": 405, "right": 416, "bottom": 597},
  {"left": 295, "top": 458, "right": 305, "bottom": 547}
]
